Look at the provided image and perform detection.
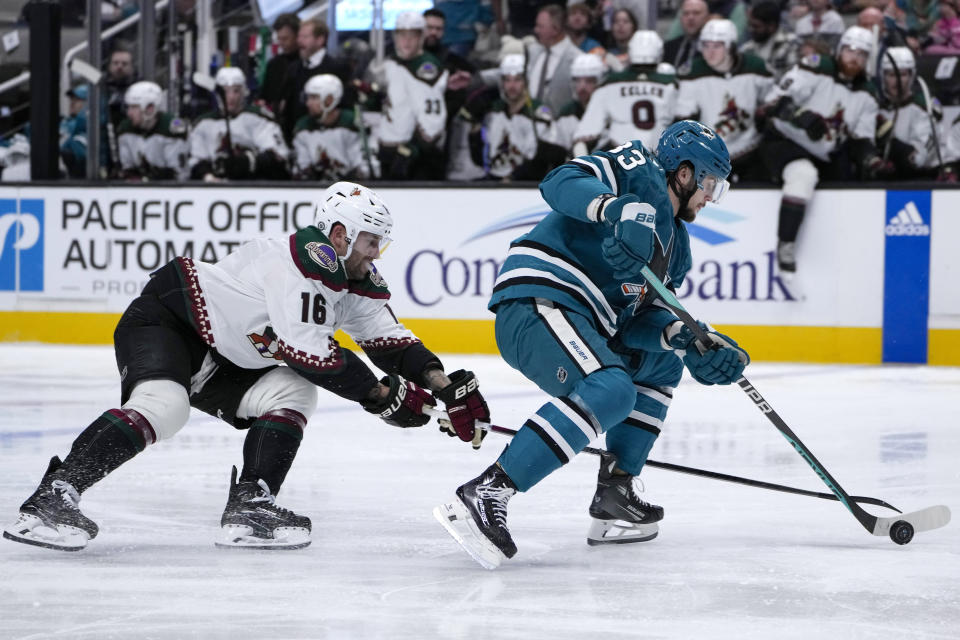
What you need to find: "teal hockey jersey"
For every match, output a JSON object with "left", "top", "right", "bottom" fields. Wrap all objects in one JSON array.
[{"left": 488, "top": 140, "right": 692, "bottom": 346}]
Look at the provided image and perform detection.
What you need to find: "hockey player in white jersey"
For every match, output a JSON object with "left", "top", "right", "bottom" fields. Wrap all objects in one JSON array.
[
  {"left": 117, "top": 81, "right": 189, "bottom": 180},
  {"left": 188, "top": 67, "right": 291, "bottom": 181},
  {"left": 674, "top": 20, "right": 774, "bottom": 181},
  {"left": 554, "top": 54, "right": 604, "bottom": 154},
  {"left": 875, "top": 47, "right": 942, "bottom": 179},
  {"left": 572, "top": 31, "right": 679, "bottom": 156},
  {"left": 756, "top": 25, "right": 892, "bottom": 279},
  {"left": 292, "top": 74, "right": 378, "bottom": 180},
  {"left": 376, "top": 11, "right": 449, "bottom": 179},
  {"left": 466, "top": 54, "right": 566, "bottom": 181},
  {"left": 2, "top": 182, "right": 492, "bottom": 552}
]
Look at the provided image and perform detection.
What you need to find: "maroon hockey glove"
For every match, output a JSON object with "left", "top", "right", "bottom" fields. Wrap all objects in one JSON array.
[
  {"left": 435, "top": 370, "right": 489, "bottom": 449},
  {"left": 361, "top": 375, "right": 435, "bottom": 428}
]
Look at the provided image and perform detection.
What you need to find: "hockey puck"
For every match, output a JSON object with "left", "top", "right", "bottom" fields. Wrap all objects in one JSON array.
[{"left": 889, "top": 520, "right": 914, "bottom": 545}]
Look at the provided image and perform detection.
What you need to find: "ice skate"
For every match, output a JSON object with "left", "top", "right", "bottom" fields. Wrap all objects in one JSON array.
[
  {"left": 3, "top": 456, "right": 98, "bottom": 552},
  {"left": 216, "top": 466, "right": 311, "bottom": 550},
  {"left": 434, "top": 463, "right": 518, "bottom": 570},
  {"left": 587, "top": 452, "right": 663, "bottom": 546}
]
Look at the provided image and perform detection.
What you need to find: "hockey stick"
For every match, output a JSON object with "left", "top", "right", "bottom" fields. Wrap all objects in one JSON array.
[
  {"left": 637, "top": 264, "right": 950, "bottom": 544},
  {"left": 422, "top": 407, "right": 900, "bottom": 511}
]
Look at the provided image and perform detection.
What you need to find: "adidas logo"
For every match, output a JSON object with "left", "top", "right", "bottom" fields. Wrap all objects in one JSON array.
[{"left": 886, "top": 201, "right": 930, "bottom": 236}]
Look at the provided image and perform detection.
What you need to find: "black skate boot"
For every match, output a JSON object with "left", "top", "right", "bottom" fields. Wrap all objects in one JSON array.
[
  {"left": 3, "top": 456, "right": 99, "bottom": 551},
  {"left": 434, "top": 462, "right": 518, "bottom": 569},
  {"left": 216, "top": 466, "right": 311, "bottom": 550},
  {"left": 587, "top": 451, "right": 663, "bottom": 546}
]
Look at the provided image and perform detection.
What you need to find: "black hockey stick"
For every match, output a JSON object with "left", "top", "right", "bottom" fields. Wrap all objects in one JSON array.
[
  {"left": 638, "top": 265, "right": 950, "bottom": 544},
  {"left": 423, "top": 408, "right": 900, "bottom": 511}
]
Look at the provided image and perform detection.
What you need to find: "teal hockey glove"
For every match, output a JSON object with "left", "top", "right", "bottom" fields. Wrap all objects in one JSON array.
[
  {"left": 665, "top": 321, "right": 750, "bottom": 385},
  {"left": 598, "top": 194, "right": 656, "bottom": 280}
]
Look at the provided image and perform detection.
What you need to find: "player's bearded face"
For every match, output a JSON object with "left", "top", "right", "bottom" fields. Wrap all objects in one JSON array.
[
  {"left": 343, "top": 231, "right": 383, "bottom": 279},
  {"left": 839, "top": 48, "right": 867, "bottom": 78}
]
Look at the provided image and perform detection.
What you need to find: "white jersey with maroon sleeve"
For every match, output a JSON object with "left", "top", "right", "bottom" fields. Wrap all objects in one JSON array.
[{"left": 178, "top": 226, "right": 418, "bottom": 373}]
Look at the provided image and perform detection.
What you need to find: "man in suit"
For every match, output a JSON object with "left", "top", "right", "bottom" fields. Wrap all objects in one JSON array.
[
  {"left": 258, "top": 12, "right": 300, "bottom": 117},
  {"left": 663, "top": 0, "right": 709, "bottom": 71},
  {"left": 280, "top": 18, "right": 350, "bottom": 141},
  {"left": 527, "top": 4, "right": 581, "bottom": 114}
]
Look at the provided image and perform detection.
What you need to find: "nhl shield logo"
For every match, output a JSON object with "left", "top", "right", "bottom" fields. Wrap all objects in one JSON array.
[
  {"left": 557, "top": 366, "right": 568, "bottom": 383},
  {"left": 417, "top": 61, "right": 439, "bottom": 81},
  {"left": 305, "top": 241, "right": 339, "bottom": 272},
  {"left": 369, "top": 265, "right": 386, "bottom": 287}
]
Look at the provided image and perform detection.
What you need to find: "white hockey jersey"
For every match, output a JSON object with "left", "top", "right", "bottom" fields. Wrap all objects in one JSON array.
[
  {"left": 574, "top": 67, "right": 679, "bottom": 151},
  {"left": 292, "top": 111, "right": 378, "bottom": 180},
  {"left": 764, "top": 54, "right": 879, "bottom": 161},
  {"left": 178, "top": 227, "right": 418, "bottom": 373},
  {"left": 553, "top": 100, "right": 585, "bottom": 153},
  {"left": 878, "top": 91, "right": 940, "bottom": 170},
  {"left": 675, "top": 53, "right": 774, "bottom": 159},
  {"left": 188, "top": 105, "right": 289, "bottom": 168},
  {"left": 484, "top": 98, "right": 559, "bottom": 178},
  {"left": 117, "top": 112, "right": 189, "bottom": 179},
  {"left": 378, "top": 53, "right": 449, "bottom": 146}
]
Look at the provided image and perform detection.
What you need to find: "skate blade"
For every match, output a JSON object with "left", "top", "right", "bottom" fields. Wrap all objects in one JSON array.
[
  {"left": 586, "top": 518, "right": 659, "bottom": 546},
  {"left": 433, "top": 500, "right": 505, "bottom": 570},
  {"left": 215, "top": 524, "right": 311, "bottom": 550},
  {"left": 3, "top": 514, "right": 89, "bottom": 551}
]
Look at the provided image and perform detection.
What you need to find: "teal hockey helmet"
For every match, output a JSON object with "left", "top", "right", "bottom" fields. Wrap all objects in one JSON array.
[{"left": 656, "top": 120, "right": 732, "bottom": 203}]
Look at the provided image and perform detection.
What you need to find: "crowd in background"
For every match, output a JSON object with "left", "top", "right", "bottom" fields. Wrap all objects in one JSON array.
[{"left": 2, "top": 0, "right": 960, "bottom": 185}]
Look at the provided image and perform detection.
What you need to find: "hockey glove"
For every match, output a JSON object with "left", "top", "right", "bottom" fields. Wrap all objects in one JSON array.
[
  {"left": 665, "top": 320, "right": 749, "bottom": 386},
  {"left": 598, "top": 194, "right": 656, "bottom": 280},
  {"left": 792, "top": 109, "right": 829, "bottom": 141},
  {"left": 360, "top": 375, "right": 435, "bottom": 428},
  {"left": 434, "top": 370, "right": 489, "bottom": 449},
  {"left": 861, "top": 155, "right": 896, "bottom": 180},
  {"left": 222, "top": 150, "right": 256, "bottom": 180}
]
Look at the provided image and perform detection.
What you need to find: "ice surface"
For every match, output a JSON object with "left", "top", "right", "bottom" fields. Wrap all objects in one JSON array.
[{"left": 1, "top": 345, "right": 957, "bottom": 639}]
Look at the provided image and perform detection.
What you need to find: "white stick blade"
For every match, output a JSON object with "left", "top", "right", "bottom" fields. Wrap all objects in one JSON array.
[{"left": 874, "top": 505, "right": 951, "bottom": 536}]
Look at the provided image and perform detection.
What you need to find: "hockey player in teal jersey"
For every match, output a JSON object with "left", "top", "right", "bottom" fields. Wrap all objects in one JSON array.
[{"left": 435, "top": 121, "right": 751, "bottom": 569}]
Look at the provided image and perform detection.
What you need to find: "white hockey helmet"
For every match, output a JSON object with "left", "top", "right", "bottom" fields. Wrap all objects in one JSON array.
[
  {"left": 125, "top": 81, "right": 163, "bottom": 111},
  {"left": 395, "top": 11, "right": 426, "bottom": 31},
  {"left": 628, "top": 30, "right": 664, "bottom": 65},
  {"left": 314, "top": 182, "right": 393, "bottom": 259},
  {"left": 304, "top": 74, "right": 343, "bottom": 117},
  {"left": 838, "top": 26, "right": 874, "bottom": 55},
  {"left": 215, "top": 66, "right": 246, "bottom": 91},
  {"left": 571, "top": 53, "right": 604, "bottom": 80},
  {"left": 699, "top": 19, "right": 738, "bottom": 49},
  {"left": 499, "top": 53, "right": 526, "bottom": 78},
  {"left": 880, "top": 46, "right": 916, "bottom": 74}
]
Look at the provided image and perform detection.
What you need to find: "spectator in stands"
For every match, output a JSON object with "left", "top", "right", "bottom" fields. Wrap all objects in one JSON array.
[
  {"left": 423, "top": 9, "right": 476, "bottom": 97},
  {"left": 664, "top": 0, "right": 710, "bottom": 71},
  {"left": 610, "top": 0, "right": 654, "bottom": 31},
  {"left": 794, "top": 0, "right": 846, "bottom": 53},
  {"left": 605, "top": 8, "right": 640, "bottom": 72},
  {"left": 893, "top": 0, "right": 939, "bottom": 46},
  {"left": 432, "top": 0, "right": 494, "bottom": 57},
  {"left": 554, "top": 53, "right": 605, "bottom": 152},
  {"left": 876, "top": 47, "right": 942, "bottom": 179},
  {"left": 258, "top": 12, "right": 300, "bottom": 117},
  {"left": 466, "top": 54, "right": 566, "bottom": 181},
  {"left": 741, "top": 1, "right": 800, "bottom": 81},
  {"left": 675, "top": 19, "right": 773, "bottom": 182},
  {"left": 281, "top": 18, "right": 350, "bottom": 141},
  {"left": 105, "top": 43, "right": 137, "bottom": 172},
  {"left": 926, "top": 0, "right": 960, "bottom": 55},
  {"left": 117, "top": 81, "right": 189, "bottom": 181},
  {"left": 189, "top": 67, "right": 290, "bottom": 182},
  {"left": 61, "top": 84, "right": 89, "bottom": 178},
  {"left": 376, "top": 12, "right": 450, "bottom": 180},
  {"left": 574, "top": 31, "right": 679, "bottom": 155},
  {"left": 292, "top": 75, "right": 378, "bottom": 181},
  {"left": 566, "top": 3, "right": 606, "bottom": 56},
  {"left": 665, "top": 0, "right": 748, "bottom": 44},
  {"left": 756, "top": 26, "right": 892, "bottom": 285},
  {"left": 528, "top": 4, "right": 581, "bottom": 113}
]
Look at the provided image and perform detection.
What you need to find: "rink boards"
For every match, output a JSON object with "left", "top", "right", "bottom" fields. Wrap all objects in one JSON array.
[{"left": 0, "top": 185, "right": 957, "bottom": 365}]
